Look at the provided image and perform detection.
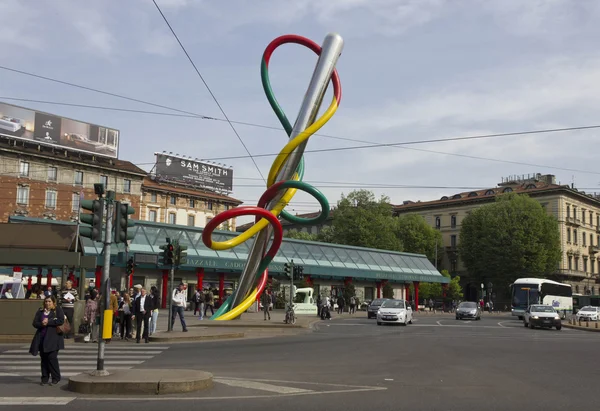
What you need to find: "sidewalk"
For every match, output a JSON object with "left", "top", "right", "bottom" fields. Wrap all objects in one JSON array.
[{"left": 563, "top": 318, "right": 600, "bottom": 332}]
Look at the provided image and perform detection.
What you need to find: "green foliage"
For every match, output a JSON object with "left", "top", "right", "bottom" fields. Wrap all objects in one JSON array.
[
  {"left": 394, "top": 214, "right": 443, "bottom": 261},
  {"left": 409, "top": 270, "right": 462, "bottom": 302},
  {"left": 316, "top": 226, "right": 335, "bottom": 243},
  {"left": 382, "top": 282, "right": 394, "bottom": 298},
  {"left": 323, "top": 190, "right": 401, "bottom": 251},
  {"left": 459, "top": 193, "right": 561, "bottom": 287},
  {"left": 343, "top": 283, "right": 356, "bottom": 306},
  {"left": 284, "top": 229, "right": 318, "bottom": 241}
]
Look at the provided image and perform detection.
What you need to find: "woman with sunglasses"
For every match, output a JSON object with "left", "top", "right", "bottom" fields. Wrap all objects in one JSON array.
[{"left": 29, "top": 296, "right": 65, "bottom": 386}]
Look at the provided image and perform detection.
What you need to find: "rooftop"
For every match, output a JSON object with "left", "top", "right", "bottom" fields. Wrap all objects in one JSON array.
[{"left": 142, "top": 177, "right": 242, "bottom": 204}]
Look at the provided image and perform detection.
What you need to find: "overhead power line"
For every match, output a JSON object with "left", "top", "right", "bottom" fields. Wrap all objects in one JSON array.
[{"left": 150, "top": 0, "right": 265, "bottom": 183}]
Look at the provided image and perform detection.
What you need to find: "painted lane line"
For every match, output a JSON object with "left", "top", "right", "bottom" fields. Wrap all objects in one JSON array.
[
  {"left": 0, "top": 355, "right": 154, "bottom": 359},
  {"left": 3, "top": 350, "right": 163, "bottom": 355},
  {"left": 214, "top": 378, "right": 312, "bottom": 394},
  {"left": 18, "top": 345, "right": 171, "bottom": 350},
  {"left": 216, "top": 376, "right": 388, "bottom": 389},
  {"left": 0, "top": 360, "right": 144, "bottom": 365},
  {"left": 384, "top": 378, "right": 394, "bottom": 381},
  {"left": 0, "top": 372, "right": 83, "bottom": 377},
  {"left": 0, "top": 366, "right": 133, "bottom": 371},
  {"left": 0, "top": 397, "right": 76, "bottom": 405},
  {"left": 436, "top": 321, "right": 444, "bottom": 326}
]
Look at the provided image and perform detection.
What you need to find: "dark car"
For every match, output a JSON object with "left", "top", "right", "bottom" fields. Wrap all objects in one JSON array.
[
  {"left": 455, "top": 301, "right": 481, "bottom": 320},
  {"left": 367, "top": 298, "right": 389, "bottom": 319}
]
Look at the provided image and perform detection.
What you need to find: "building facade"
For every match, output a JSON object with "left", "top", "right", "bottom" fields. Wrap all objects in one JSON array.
[
  {"left": 237, "top": 209, "right": 334, "bottom": 236},
  {"left": 140, "top": 177, "right": 242, "bottom": 230},
  {"left": 393, "top": 174, "right": 600, "bottom": 296},
  {"left": 0, "top": 141, "right": 145, "bottom": 222}
]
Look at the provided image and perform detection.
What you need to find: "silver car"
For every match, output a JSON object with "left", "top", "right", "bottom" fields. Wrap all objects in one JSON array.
[
  {"left": 576, "top": 306, "right": 600, "bottom": 322},
  {"left": 455, "top": 301, "right": 481, "bottom": 320}
]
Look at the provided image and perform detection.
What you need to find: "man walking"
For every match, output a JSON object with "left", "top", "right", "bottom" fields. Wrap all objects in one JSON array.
[
  {"left": 261, "top": 290, "right": 272, "bottom": 321},
  {"left": 60, "top": 280, "right": 78, "bottom": 339},
  {"left": 133, "top": 288, "right": 152, "bottom": 343},
  {"left": 171, "top": 283, "right": 188, "bottom": 332}
]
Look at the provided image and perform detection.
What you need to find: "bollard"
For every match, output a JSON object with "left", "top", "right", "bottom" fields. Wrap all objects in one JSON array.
[
  {"left": 595, "top": 322, "right": 598, "bottom": 329},
  {"left": 102, "top": 310, "right": 113, "bottom": 339},
  {"left": 586, "top": 321, "right": 589, "bottom": 328}
]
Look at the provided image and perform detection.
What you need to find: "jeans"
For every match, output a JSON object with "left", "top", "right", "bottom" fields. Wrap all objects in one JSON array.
[
  {"left": 119, "top": 312, "right": 132, "bottom": 338},
  {"left": 171, "top": 306, "right": 187, "bottom": 331},
  {"left": 197, "top": 303, "right": 204, "bottom": 319},
  {"left": 150, "top": 309, "right": 159, "bottom": 334}
]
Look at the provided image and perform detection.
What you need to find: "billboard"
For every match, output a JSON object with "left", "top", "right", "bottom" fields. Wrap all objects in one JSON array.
[
  {"left": 155, "top": 153, "right": 233, "bottom": 191},
  {"left": 0, "top": 101, "right": 119, "bottom": 158}
]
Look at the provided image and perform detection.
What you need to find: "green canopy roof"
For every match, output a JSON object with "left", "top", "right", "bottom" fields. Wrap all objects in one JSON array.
[{"left": 9, "top": 217, "right": 448, "bottom": 284}]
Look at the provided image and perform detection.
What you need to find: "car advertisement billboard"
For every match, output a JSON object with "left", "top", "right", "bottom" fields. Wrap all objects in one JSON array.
[
  {"left": 0, "top": 101, "right": 119, "bottom": 158},
  {"left": 155, "top": 153, "right": 233, "bottom": 191}
]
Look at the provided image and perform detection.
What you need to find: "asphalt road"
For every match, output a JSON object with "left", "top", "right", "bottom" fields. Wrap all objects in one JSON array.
[{"left": 1, "top": 313, "right": 599, "bottom": 410}]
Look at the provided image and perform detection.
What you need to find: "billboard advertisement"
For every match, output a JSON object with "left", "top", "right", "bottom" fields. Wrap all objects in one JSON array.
[
  {"left": 155, "top": 153, "right": 233, "bottom": 191},
  {"left": 0, "top": 101, "right": 119, "bottom": 158}
]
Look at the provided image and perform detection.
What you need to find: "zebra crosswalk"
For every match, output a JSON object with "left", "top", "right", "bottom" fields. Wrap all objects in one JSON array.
[{"left": 0, "top": 343, "right": 170, "bottom": 378}]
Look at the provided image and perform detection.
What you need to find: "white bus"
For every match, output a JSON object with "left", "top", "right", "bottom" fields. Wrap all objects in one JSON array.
[{"left": 510, "top": 278, "right": 573, "bottom": 319}]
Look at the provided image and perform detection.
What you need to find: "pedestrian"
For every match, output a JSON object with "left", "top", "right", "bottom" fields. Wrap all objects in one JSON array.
[
  {"left": 59, "top": 280, "right": 77, "bottom": 339},
  {"left": 119, "top": 293, "right": 133, "bottom": 340},
  {"left": 337, "top": 295, "right": 345, "bottom": 315},
  {"left": 83, "top": 290, "right": 99, "bottom": 343},
  {"left": 350, "top": 296, "right": 356, "bottom": 314},
  {"left": 29, "top": 296, "right": 65, "bottom": 386},
  {"left": 261, "top": 290, "right": 272, "bottom": 321},
  {"left": 204, "top": 288, "right": 215, "bottom": 318},
  {"left": 171, "top": 283, "right": 188, "bottom": 332},
  {"left": 134, "top": 288, "right": 152, "bottom": 343},
  {"left": 110, "top": 289, "right": 119, "bottom": 337},
  {"left": 149, "top": 286, "right": 160, "bottom": 335},
  {"left": 193, "top": 288, "right": 202, "bottom": 316}
]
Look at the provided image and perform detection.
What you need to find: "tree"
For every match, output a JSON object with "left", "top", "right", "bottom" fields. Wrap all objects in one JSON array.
[
  {"left": 394, "top": 214, "right": 443, "bottom": 261},
  {"left": 343, "top": 283, "right": 356, "bottom": 307},
  {"left": 320, "top": 190, "right": 401, "bottom": 251},
  {"left": 284, "top": 229, "right": 317, "bottom": 241},
  {"left": 459, "top": 193, "right": 561, "bottom": 288},
  {"left": 382, "top": 282, "right": 394, "bottom": 298}
]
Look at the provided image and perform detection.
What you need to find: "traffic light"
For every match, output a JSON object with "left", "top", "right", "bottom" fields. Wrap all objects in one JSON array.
[
  {"left": 297, "top": 265, "right": 304, "bottom": 280},
  {"left": 284, "top": 263, "right": 291, "bottom": 278},
  {"left": 176, "top": 245, "right": 188, "bottom": 266},
  {"left": 114, "top": 201, "right": 136, "bottom": 244},
  {"left": 126, "top": 258, "right": 134, "bottom": 275},
  {"left": 80, "top": 199, "right": 104, "bottom": 241},
  {"left": 158, "top": 242, "right": 174, "bottom": 266}
]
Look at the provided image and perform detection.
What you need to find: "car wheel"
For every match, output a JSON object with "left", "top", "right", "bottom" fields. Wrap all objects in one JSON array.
[
  {"left": 556, "top": 325, "right": 562, "bottom": 331},
  {"left": 377, "top": 322, "right": 382, "bottom": 326},
  {"left": 529, "top": 321, "right": 534, "bottom": 329},
  {"left": 456, "top": 316, "right": 459, "bottom": 320},
  {"left": 408, "top": 318, "right": 412, "bottom": 324},
  {"left": 518, "top": 316, "right": 523, "bottom": 320},
  {"left": 523, "top": 320, "right": 528, "bottom": 327}
]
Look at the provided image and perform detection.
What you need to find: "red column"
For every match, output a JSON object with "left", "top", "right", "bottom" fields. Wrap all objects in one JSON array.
[
  {"left": 26, "top": 276, "right": 32, "bottom": 291},
  {"left": 376, "top": 282, "right": 381, "bottom": 299},
  {"left": 13, "top": 266, "right": 21, "bottom": 273},
  {"left": 413, "top": 281, "right": 420, "bottom": 312},
  {"left": 442, "top": 283, "right": 448, "bottom": 298},
  {"left": 196, "top": 267, "right": 204, "bottom": 290},
  {"left": 46, "top": 269, "right": 53, "bottom": 289},
  {"left": 305, "top": 275, "right": 313, "bottom": 287},
  {"left": 219, "top": 273, "right": 225, "bottom": 302},
  {"left": 94, "top": 266, "right": 102, "bottom": 289},
  {"left": 344, "top": 277, "right": 352, "bottom": 286},
  {"left": 162, "top": 269, "right": 169, "bottom": 309},
  {"left": 37, "top": 267, "right": 42, "bottom": 286},
  {"left": 129, "top": 272, "right": 134, "bottom": 289}
]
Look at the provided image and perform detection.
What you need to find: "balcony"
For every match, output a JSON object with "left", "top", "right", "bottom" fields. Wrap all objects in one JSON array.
[
  {"left": 555, "top": 268, "right": 587, "bottom": 279},
  {"left": 589, "top": 245, "right": 600, "bottom": 254},
  {"left": 566, "top": 216, "right": 581, "bottom": 226}
]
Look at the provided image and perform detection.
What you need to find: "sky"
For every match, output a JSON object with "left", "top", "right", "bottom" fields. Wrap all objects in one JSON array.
[{"left": 2, "top": 0, "right": 600, "bottom": 226}]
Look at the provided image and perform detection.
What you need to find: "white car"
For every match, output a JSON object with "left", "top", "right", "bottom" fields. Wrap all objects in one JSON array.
[
  {"left": 523, "top": 304, "right": 562, "bottom": 330},
  {"left": 377, "top": 299, "right": 413, "bottom": 326},
  {"left": 576, "top": 306, "right": 600, "bottom": 322}
]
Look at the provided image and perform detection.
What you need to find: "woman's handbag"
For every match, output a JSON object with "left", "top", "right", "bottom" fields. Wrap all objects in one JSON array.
[
  {"left": 78, "top": 323, "right": 90, "bottom": 334},
  {"left": 56, "top": 316, "right": 71, "bottom": 335}
]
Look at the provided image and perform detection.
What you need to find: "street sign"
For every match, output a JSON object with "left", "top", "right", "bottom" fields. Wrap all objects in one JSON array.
[{"left": 134, "top": 253, "right": 158, "bottom": 265}]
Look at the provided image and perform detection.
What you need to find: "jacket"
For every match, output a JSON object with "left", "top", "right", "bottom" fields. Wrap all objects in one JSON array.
[
  {"left": 172, "top": 289, "right": 186, "bottom": 307},
  {"left": 133, "top": 294, "right": 153, "bottom": 316},
  {"left": 84, "top": 299, "right": 98, "bottom": 323},
  {"left": 29, "top": 307, "right": 65, "bottom": 356}
]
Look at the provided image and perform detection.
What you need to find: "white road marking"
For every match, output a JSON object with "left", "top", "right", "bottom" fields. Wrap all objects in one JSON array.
[
  {"left": 436, "top": 321, "right": 444, "bottom": 326},
  {"left": 0, "top": 372, "right": 82, "bottom": 377},
  {"left": 0, "top": 397, "right": 76, "bottom": 405},
  {"left": 18, "top": 345, "right": 171, "bottom": 350},
  {"left": 0, "top": 366, "right": 133, "bottom": 371},
  {"left": 384, "top": 378, "right": 394, "bottom": 381},
  {"left": 0, "top": 360, "right": 144, "bottom": 365},
  {"left": 215, "top": 378, "right": 312, "bottom": 394},
  {"left": 4, "top": 350, "right": 163, "bottom": 355}
]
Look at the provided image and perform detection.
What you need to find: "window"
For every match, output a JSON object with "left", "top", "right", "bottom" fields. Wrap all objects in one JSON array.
[
  {"left": 526, "top": 184, "right": 536, "bottom": 189},
  {"left": 451, "top": 215, "right": 457, "bottom": 228},
  {"left": 440, "top": 196, "right": 448, "bottom": 200},
  {"left": 484, "top": 190, "right": 495, "bottom": 195},
  {"left": 150, "top": 193, "right": 157, "bottom": 203},
  {"left": 225, "top": 204, "right": 229, "bottom": 210},
  {"left": 435, "top": 216, "right": 441, "bottom": 229},
  {"left": 590, "top": 211, "right": 594, "bottom": 225},
  {"left": 74, "top": 171, "right": 84, "bottom": 185},
  {"left": 148, "top": 209, "right": 157, "bottom": 222},
  {"left": 187, "top": 215, "right": 195, "bottom": 227},
  {"left": 568, "top": 256, "right": 572, "bottom": 270},
  {"left": 123, "top": 179, "right": 131, "bottom": 193},
  {"left": 450, "top": 235, "right": 457, "bottom": 248},
  {"left": 206, "top": 217, "right": 213, "bottom": 226},
  {"left": 575, "top": 257, "right": 580, "bottom": 270},
  {"left": 567, "top": 229, "right": 571, "bottom": 243},
  {"left": 584, "top": 258, "right": 588, "bottom": 273},
  {"left": 468, "top": 192, "right": 478, "bottom": 197},
  {"left": 574, "top": 230, "right": 578, "bottom": 244},
  {"left": 597, "top": 215, "right": 600, "bottom": 227},
  {"left": 100, "top": 175, "right": 108, "bottom": 188},
  {"left": 168, "top": 213, "right": 176, "bottom": 224},
  {"left": 170, "top": 196, "right": 177, "bottom": 205},
  {"left": 452, "top": 194, "right": 461, "bottom": 199},
  {"left": 45, "top": 189, "right": 57, "bottom": 209},
  {"left": 583, "top": 234, "right": 587, "bottom": 247},
  {"left": 47, "top": 166, "right": 57, "bottom": 181},
  {"left": 582, "top": 210, "right": 586, "bottom": 224},
  {"left": 592, "top": 259, "right": 596, "bottom": 274},
  {"left": 591, "top": 234, "right": 594, "bottom": 246},
  {"left": 72, "top": 193, "right": 81, "bottom": 212},
  {"left": 502, "top": 187, "right": 513, "bottom": 193},
  {"left": 567, "top": 205, "right": 571, "bottom": 218},
  {"left": 16, "top": 186, "right": 29, "bottom": 205},
  {"left": 189, "top": 199, "right": 195, "bottom": 208},
  {"left": 207, "top": 201, "right": 213, "bottom": 210},
  {"left": 19, "top": 161, "right": 29, "bottom": 177}
]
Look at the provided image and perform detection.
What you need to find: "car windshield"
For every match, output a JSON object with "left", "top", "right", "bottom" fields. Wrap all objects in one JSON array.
[
  {"left": 370, "top": 299, "right": 386, "bottom": 306},
  {"left": 531, "top": 306, "right": 555, "bottom": 313},
  {"left": 459, "top": 302, "right": 477, "bottom": 309},
  {"left": 381, "top": 300, "right": 405, "bottom": 309},
  {"left": 580, "top": 307, "right": 597, "bottom": 312}
]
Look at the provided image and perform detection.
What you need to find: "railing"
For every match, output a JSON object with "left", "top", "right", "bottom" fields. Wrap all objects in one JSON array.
[{"left": 566, "top": 216, "right": 581, "bottom": 226}]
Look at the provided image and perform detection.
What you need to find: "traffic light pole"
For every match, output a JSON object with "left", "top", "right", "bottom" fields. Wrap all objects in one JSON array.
[
  {"left": 289, "top": 260, "right": 294, "bottom": 311},
  {"left": 95, "top": 196, "right": 114, "bottom": 375},
  {"left": 167, "top": 240, "right": 177, "bottom": 332}
]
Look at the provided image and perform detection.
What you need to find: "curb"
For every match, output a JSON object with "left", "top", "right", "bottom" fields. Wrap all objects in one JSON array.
[
  {"left": 188, "top": 322, "right": 306, "bottom": 329},
  {"left": 563, "top": 322, "right": 600, "bottom": 332},
  {"left": 68, "top": 369, "right": 213, "bottom": 395},
  {"left": 149, "top": 331, "right": 244, "bottom": 342}
]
